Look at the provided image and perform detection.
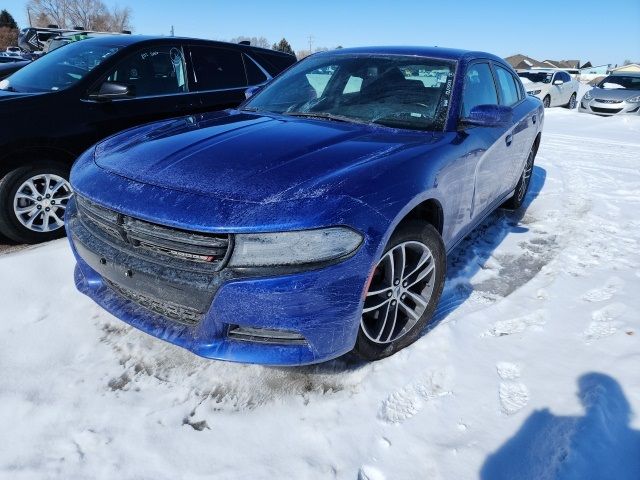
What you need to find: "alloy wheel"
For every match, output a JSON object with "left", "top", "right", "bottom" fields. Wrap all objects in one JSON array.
[
  {"left": 361, "top": 241, "right": 436, "bottom": 344},
  {"left": 13, "top": 173, "right": 72, "bottom": 233}
]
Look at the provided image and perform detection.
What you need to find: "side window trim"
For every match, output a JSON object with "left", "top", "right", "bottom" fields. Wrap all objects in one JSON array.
[{"left": 243, "top": 53, "right": 272, "bottom": 85}]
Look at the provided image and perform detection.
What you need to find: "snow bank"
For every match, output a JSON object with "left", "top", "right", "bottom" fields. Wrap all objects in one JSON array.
[{"left": 1, "top": 109, "right": 639, "bottom": 479}]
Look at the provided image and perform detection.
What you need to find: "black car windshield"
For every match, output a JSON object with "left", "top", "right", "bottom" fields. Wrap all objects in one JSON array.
[
  {"left": 518, "top": 72, "right": 552, "bottom": 84},
  {"left": 243, "top": 54, "right": 456, "bottom": 131},
  {"left": 597, "top": 75, "right": 640, "bottom": 90},
  {"left": 0, "top": 41, "right": 121, "bottom": 93}
]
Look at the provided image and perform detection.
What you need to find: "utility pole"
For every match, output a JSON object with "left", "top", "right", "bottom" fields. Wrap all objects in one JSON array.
[
  {"left": 308, "top": 35, "right": 314, "bottom": 53},
  {"left": 27, "top": 7, "right": 33, "bottom": 27},
  {"left": 170, "top": 25, "right": 175, "bottom": 37}
]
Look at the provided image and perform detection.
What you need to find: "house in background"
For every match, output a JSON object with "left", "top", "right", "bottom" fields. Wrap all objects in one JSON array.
[
  {"left": 579, "top": 62, "right": 610, "bottom": 83},
  {"left": 504, "top": 54, "right": 548, "bottom": 70},
  {"left": 611, "top": 63, "right": 640, "bottom": 73}
]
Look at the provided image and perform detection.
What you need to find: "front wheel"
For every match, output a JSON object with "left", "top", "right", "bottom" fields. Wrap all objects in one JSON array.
[
  {"left": 355, "top": 222, "right": 446, "bottom": 361},
  {"left": 543, "top": 95, "right": 551, "bottom": 108},
  {"left": 503, "top": 143, "right": 536, "bottom": 210},
  {"left": 0, "top": 162, "right": 72, "bottom": 244},
  {"left": 565, "top": 93, "right": 577, "bottom": 109}
]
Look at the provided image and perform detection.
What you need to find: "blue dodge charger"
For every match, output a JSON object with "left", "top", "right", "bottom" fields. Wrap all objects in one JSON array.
[{"left": 67, "top": 46, "right": 543, "bottom": 365}]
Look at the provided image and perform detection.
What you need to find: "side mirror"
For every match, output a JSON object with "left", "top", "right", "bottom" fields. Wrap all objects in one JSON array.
[
  {"left": 89, "top": 81, "right": 132, "bottom": 101},
  {"left": 553, "top": 79, "right": 564, "bottom": 85},
  {"left": 244, "top": 85, "right": 263, "bottom": 100},
  {"left": 461, "top": 104, "right": 513, "bottom": 128}
]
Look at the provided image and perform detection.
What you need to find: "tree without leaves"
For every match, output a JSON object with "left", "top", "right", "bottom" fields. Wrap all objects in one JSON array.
[
  {"left": 272, "top": 38, "right": 294, "bottom": 56},
  {"left": 26, "top": 0, "right": 132, "bottom": 32},
  {"left": 229, "top": 36, "right": 270, "bottom": 49}
]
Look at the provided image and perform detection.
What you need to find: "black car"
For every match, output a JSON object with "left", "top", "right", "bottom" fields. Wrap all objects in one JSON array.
[{"left": 0, "top": 36, "right": 296, "bottom": 243}]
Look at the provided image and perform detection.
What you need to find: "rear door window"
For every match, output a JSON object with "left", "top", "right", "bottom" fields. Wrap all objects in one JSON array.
[
  {"left": 461, "top": 62, "right": 498, "bottom": 117},
  {"left": 190, "top": 46, "right": 247, "bottom": 91},
  {"left": 494, "top": 65, "right": 521, "bottom": 106}
]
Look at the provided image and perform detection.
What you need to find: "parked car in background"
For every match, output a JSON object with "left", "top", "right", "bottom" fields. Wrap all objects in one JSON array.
[
  {"left": 518, "top": 69, "right": 579, "bottom": 108},
  {"left": 67, "top": 46, "right": 543, "bottom": 365},
  {"left": 0, "top": 35, "right": 295, "bottom": 243},
  {"left": 579, "top": 73, "right": 640, "bottom": 116}
]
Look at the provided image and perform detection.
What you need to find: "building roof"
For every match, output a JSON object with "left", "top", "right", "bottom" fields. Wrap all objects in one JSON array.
[
  {"left": 504, "top": 54, "right": 548, "bottom": 69},
  {"left": 543, "top": 59, "right": 581, "bottom": 69}
]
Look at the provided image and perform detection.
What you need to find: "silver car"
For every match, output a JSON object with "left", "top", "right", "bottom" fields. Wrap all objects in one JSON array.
[
  {"left": 579, "top": 73, "right": 640, "bottom": 116},
  {"left": 518, "top": 69, "right": 580, "bottom": 108}
]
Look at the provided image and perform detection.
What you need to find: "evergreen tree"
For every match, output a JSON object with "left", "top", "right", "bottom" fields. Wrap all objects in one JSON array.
[
  {"left": 273, "top": 38, "right": 295, "bottom": 56},
  {"left": 0, "top": 9, "right": 18, "bottom": 29}
]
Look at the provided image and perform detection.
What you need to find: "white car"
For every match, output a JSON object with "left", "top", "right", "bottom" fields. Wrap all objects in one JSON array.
[{"left": 518, "top": 69, "right": 580, "bottom": 108}]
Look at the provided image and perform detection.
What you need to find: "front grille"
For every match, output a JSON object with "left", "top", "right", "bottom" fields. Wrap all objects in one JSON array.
[
  {"left": 595, "top": 99, "right": 622, "bottom": 104},
  {"left": 76, "top": 195, "right": 231, "bottom": 270},
  {"left": 591, "top": 106, "right": 623, "bottom": 114},
  {"left": 105, "top": 279, "right": 203, "bottom": 326}
]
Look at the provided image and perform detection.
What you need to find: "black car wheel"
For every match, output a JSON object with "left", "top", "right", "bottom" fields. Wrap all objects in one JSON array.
[
  {"left": 566, "top": 93, "right": 577, "bottom": 109},
  {"left": 543, "top": 95, "right": 551, "bottom": 108},
  {"left": 503, "top": 143, "right": 536, "bottom": 210},
  {"left": 0, "top": 162, "right": 72, "bottom": 244},
  {"left": 355, "top": 222, "right": 446, "bottom": 361}
]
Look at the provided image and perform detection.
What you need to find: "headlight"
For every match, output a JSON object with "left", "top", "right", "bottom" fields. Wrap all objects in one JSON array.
[
  {"left": 527, "top": 90, "right": 541, "bottom": 95},
  {"left": 229, "top": 227, "right": 363, "bottom": 268},
  {"left": 625, "top": 95, "right": 640, "bottom": 103},
  {"left": 583, "top": 91, "right": 593, "bottom": 100}
]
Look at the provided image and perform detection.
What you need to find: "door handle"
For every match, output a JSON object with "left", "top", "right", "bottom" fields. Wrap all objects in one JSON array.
[{"left": 505, "top": 134, "right": 513, "bottom": 147}]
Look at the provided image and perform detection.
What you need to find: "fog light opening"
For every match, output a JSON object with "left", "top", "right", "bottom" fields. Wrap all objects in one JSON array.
[{"left": 227, "top": 325, "right": 307, "bottom": 345}]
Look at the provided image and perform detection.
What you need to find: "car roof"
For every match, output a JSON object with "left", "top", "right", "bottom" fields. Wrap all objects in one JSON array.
[
  {"left": 314, "top": 46, "right": 507, "bottom": 64},
  {"left": 79, "top": 34, "right": 294, "bottom": 58},
  {"left": 610, "top": 71, "right": 640, "bottom": 77}
]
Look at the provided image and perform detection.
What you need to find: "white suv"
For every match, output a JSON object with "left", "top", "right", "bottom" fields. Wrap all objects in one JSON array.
[{"left": 518, "top": 69, "right": 579, "bottom": 108}]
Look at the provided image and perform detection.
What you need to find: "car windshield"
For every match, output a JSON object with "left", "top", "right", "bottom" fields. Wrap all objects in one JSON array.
[
  {"left": 243, "top": 54, "right": 456, "bottom": 132},
  {"left": 518, "top": 72, "right": 552, "bottom": 84},
  {"left": 597, "top": 75, "right": 640, "bottom": 90},
  {"left": 0, "top": 41, "right": 121, "bottom": 93}
]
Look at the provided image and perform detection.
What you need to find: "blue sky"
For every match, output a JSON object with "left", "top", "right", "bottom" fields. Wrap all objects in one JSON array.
[{"left": 4, "top": 0, "right": 639, "bottom": 66}]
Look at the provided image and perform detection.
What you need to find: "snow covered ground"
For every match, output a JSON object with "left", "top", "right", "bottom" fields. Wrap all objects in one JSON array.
[{"left": 1, "top": 109, "right": 639, "bottom": 479}]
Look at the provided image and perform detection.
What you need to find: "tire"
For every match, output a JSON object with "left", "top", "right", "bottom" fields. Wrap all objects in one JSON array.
[
  {"left": 503, "top": 142, "right": 536, "bottom": 210},
  {"left": 0, "top": 162, "right": 72, "bottom": 244},
  {"left": 543, "top": 95, "right": 551, "bottom": 108},
  {"left": 354, "top": 221, "right": 446, "bottom": 361},
  {"left": 565, "top": 93, "right": 577, "bottom": 109}
]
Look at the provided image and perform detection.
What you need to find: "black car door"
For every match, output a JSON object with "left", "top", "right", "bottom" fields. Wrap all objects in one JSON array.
[
  {"left": 186, "top": 45, "right": 255, "bottom": 112},
  {"left": 82, "top": 43, "right": 198, "bottom": 146}
]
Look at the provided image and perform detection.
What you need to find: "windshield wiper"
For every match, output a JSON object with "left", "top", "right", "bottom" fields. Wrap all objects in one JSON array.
[{"left": 282, "top": 111, "right": 368, "bottom": 125}]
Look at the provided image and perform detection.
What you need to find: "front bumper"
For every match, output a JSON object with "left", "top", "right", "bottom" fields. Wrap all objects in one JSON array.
[
  {"left": 66, "top": 197, "right": 377, "bottom": 366},
  {"left": 579, "top": 98, "right": 640, "bottom": 116}
]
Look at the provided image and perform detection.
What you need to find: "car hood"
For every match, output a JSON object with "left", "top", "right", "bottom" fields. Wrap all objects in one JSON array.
[
  {"left": 93, "top": 110, "right": 437, "bottom": 204},
  {"left": 589, "top": 87, "right": 640, "bottom": 101},
  {"left": 524, "top": 82, "right": 548, "bottom": 91}
]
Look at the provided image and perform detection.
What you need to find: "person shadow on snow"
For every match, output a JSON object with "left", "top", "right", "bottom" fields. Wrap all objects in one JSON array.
[{"left": 480, "top": 372, "right": 640, "bottom": 480}]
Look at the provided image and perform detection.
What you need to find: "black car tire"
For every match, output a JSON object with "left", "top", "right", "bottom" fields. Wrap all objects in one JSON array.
[
  {"left": 543, "top": 95, "right": 551, "bottom": 108},
  {"left": 565, "top": 93, "right": 577, "bottom": 109},
  {"left": 0, "top": 162, "right": 71, "bottom": 244},
  {"left": 503, "top": 143, "right": 536, "bottom": 210},
  {"left": 354, "top": 221, "right": 446, "bottom": 361}
]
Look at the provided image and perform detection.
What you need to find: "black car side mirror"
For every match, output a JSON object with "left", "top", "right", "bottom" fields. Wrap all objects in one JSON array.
[
  {"left": 89, "top": 81, "right": 132, "bottom": 101},
  {"left": 460, "top": 104, "right": 513, "bottom": 128}
]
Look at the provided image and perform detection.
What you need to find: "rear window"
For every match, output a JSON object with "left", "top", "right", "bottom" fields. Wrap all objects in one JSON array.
[{"left": 190, "top": 46, "right": 247, "bottom": 91}]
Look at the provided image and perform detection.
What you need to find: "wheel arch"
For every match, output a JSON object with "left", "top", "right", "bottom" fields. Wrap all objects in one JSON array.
[{"left": 0, "top": 146, "right": 75, "bottom": 178}]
